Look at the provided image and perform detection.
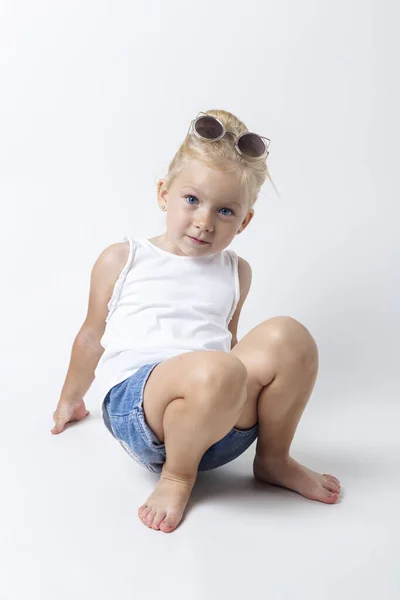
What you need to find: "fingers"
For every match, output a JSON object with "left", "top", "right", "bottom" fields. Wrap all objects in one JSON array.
[
  {"left": 50, "top": 400, "right": 90, "bottom": 434},
  {"left": 50, "top": 407, "right": 90, "bottom": 434},
  {"left": 51, "top": 407, "right": 68, "bottom": 434},
  {"left": 51, "top": 419, "right": 66, "bottom": 434}
]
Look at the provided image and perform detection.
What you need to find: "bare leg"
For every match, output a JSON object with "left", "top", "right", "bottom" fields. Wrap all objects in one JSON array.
[
  {"left": 253, "top": 321, "right": 341, "bottom": 503},
  {"left": 138, "top": 353, "right": 248, "bottom": 533},
  {"left": 231, "top": 317, "right": 341, "bottom": 503}
]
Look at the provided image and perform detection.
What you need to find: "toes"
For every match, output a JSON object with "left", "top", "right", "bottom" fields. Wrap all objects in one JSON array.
[
  {"left": 318, "top": 487, "right": 339, "bottom": 504},
  {"left": 138, "top": 505, "right": 181, "bottom": 533},
  {"left": 159, "top": 513, "right": 180, "bottom": 533},
  {"left": 153, "top": 511, "right": 167, "bottom": 530},
  {"left": 159, "top": 520, "right": 176, "bottom": 533},
  {"left": 326, "top": 476, "right": 340, "bottom": 485},
  {"left": 146, "top": 510, "right": 156, "bottom": 527},
  {"left": 140, "top": 507, "right": 152, "bottom": 524},
  {"left": 323, "top": 475, "right": 341, "bottom": 490},
  {"left": 138, "top": 506, "right": 164, "bottom": 530},
  {"left": 323, "top": 479, "right": 340, "bottom": 494},
  {"left": 323, "top": 474, "right": 341, "bottom": 486}
]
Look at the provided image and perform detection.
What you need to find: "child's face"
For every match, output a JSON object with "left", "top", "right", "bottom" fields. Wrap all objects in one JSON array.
[{"left": 157, "top": 160, "right": 254, "bottom": 255}]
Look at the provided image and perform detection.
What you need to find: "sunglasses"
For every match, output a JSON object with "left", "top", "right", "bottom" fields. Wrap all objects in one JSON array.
[{"left": 186, "top": 112, "right": 270, "bottom": 161}]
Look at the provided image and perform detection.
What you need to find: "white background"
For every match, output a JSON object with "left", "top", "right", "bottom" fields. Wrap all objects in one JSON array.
[{"left": 1, "top": 1, "right": 399, "bottom": 599}]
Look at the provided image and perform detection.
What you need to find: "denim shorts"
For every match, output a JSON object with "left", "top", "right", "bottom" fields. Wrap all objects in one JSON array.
[{"left": 101, "top": 361, "right": 258, "bottom": 474}]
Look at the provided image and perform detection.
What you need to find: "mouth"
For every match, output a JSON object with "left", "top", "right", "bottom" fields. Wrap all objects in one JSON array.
[{"left": 187, "top": 235, "right": 210, "bottom": 245}]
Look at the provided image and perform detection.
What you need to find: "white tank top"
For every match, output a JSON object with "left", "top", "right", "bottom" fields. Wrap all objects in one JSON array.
[{"left": 94, "top": 236, "right": 240, "bottom": 401}]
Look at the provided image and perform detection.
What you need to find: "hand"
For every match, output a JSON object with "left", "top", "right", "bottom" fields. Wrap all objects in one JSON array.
[{"left": 51, "top": 398, "right": 90, "bottom": 434}]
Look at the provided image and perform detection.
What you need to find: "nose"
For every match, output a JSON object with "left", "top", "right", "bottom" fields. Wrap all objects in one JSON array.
[{"left": 194, "top": 211, "right": 214, "bottom": 232}]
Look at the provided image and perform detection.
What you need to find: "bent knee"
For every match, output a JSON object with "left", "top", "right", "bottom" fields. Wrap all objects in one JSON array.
[
  {"left": 190, "top": 351, "right": 248, "bottom": 392},
  {"left": 267, "top": 316, "right": 318, "bottom": 360}
]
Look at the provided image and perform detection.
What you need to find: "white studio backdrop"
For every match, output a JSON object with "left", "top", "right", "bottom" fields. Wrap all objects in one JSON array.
[
  {"left": 0, "top": 0, "right": 398, "bottom": 415},
  {"left": 1, "top": 3, "right": 400, "bottom": 600}
]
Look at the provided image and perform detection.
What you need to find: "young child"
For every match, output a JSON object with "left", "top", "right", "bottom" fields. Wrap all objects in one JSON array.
[{"left": 51, "top": 110, "right": 341, "bottom": 534}]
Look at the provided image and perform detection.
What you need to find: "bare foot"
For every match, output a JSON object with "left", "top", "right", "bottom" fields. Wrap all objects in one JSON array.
[
  {"left": 253, "top": 455, "right": 341, "bottom": 504},
  {"left": 138, "top": 471, "right": 196, "bottom": 533}
]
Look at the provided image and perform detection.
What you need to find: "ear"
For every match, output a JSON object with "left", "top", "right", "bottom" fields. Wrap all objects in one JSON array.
[
  {"left": 237, "top": 208, "right": 254, "bottom": 234},
  {"left": 157, "top": 179, "right": 168, "bottom": 209}
]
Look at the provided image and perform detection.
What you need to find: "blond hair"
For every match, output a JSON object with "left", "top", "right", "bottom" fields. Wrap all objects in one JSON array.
[{"left": 160, "top": 109, "right": 278, "bottom": 208}]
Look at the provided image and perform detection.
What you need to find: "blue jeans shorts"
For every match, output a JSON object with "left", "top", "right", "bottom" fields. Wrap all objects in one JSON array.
[{"left": 101, "top": 361, "right": 258, "bottom": 474}]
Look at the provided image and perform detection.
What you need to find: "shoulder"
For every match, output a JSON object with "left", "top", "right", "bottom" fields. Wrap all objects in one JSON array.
[
  {"left": 97, "top": 240, "right": 131, "bottom": 269},
  {"left": 237, "top": 256, "right": 252, "bottom": 298},
  {"left": 91, "top": 240, "right": 131, "bottom": 287}
]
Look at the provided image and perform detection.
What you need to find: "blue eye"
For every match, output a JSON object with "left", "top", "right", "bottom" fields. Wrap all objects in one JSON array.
[
  {"left": 185, "top": 195, "right": 199, "bottom": 205},
  {"left": 184, "top": 195, "right": 234, "bottom": 216},
  {"left": 220, "top": 208, "right": 233, "bottom": 216}
]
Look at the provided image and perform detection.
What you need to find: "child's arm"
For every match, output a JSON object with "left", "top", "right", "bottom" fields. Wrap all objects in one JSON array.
[
  {"left": 51, "top": 242, "right": 130, "bottom": 434},
  {"left": 228, "top": 257, "right": 252, "bottom": 349}
]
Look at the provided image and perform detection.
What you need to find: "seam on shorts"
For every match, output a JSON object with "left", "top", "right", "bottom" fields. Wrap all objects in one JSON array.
[
  {"left": 135, "top": 362, "right": 166, "bottom": 449},
  {"left": 231, "top": 423, "right": 258, "bottom": 435}
]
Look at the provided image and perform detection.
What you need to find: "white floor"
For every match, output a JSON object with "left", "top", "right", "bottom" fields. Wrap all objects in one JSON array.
[{"left": 2, "top": 385, "right": 399, "bottom": 600}]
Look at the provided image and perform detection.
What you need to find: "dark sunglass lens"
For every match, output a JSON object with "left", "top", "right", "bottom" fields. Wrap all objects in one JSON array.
[
  {"left": 194, "top": 116, "right": 224, "bottom": 139},
  {"left": 237, "top": 133, "right": 266, "bottom": 157}
]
